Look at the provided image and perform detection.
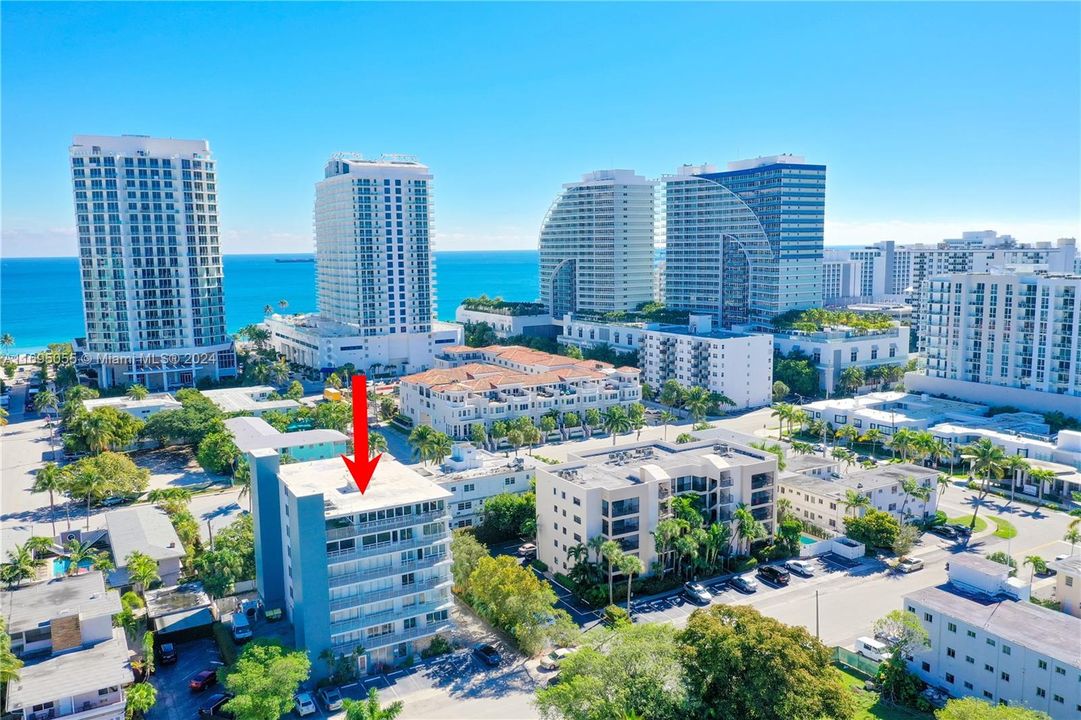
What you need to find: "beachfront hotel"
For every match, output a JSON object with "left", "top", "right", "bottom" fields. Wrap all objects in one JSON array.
[
  {"left": 249, "top": 450, "right": 453, "bottom": 676},
  {"left": 663, "top": 155, "right": 826, "bottom": 329},
  {"left": 267, "top": 154, "right": 461, "bottom": 375},
  {"left": 68, "top": 135, "right": 237, "bottom": 389},
  {"left": 538, "top": 170, "right": 656, "bottom": 317},
  {"left": 398, "top": 344, "right": 641, "bottom": 439}
]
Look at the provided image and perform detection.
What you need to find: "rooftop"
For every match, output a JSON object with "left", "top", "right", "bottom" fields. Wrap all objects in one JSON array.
[
  {"left": 83, "top": 394, "right": 181, "bottom": 412},
  {"left": 804, "top": 392, "right": 988, "bottom": 423},
  {"left": 5, "top": 630, "right": 133, "bottom": 710},
  {"left": 201, "top": 385, "right": 300, "bottom": 414},
  {"left": 104, "top": 506, "right": 185, "bottom": 564},
  {"left": 224, "top": 416, "right": 348, "bottom": 453},
  {"left": 1048, "top": 555, "right": 1081, "bottom": 576},
  {"left": 145, "top": 582, "right": 212, "bottom": 618},
  {"left": 0, "top": 573, "right": 120, "bottom": 634},
  {"left": 278, "top": 454, "right": 451, "bottom": 517},
  {"left": 905, "top": 584, "right": 1081, "bottom": 667}
]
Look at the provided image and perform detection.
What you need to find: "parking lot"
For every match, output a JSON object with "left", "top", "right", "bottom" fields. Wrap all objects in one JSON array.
[{"left": 148, "top": 636, "right": 225, "bottom": 719}]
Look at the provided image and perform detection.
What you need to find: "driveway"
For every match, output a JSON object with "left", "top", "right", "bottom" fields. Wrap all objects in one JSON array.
[{"left": 148, "top": 637, "right": 225, "bottom": 719}]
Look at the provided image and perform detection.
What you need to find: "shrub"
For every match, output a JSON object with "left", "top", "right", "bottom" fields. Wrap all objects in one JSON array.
[
  {"left": 554, "top": 572, "right": 574, "bottom": 589},
  {"left": 211, "top": 622, "right": 239, "bottom": 665},
  {"left": 531, "top": 559, "right": 549, "bottom": 572},
  {"left": 731, "top": 556, "right": 759, "bottom": 573},
  {"left": 602, "top": 605, "right": 631, "bottom": 628},
  {"left": 420, "top": 635, "right": 454, "bottom": 659}
]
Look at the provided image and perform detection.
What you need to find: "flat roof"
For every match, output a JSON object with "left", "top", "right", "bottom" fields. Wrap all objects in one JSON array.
[
  {"left": 83, "top": 394, "right": 180, "bottom": 411},
  {"left": 782, "top": 462, "right": 937, "bottom": 497},
  {"left": 905, "top": 585, "right": 1081, "bottom": 667},
  {"left": 145, "top": 582, "right": 212, "bottom": 618},
  {"left": 201, "top": 386, "right": 301, "bottom": 413},
  {"left": 5, "top": 630, "right": 133, "bottom": 710},
  {"left": 224, "top": 416, "right": 347, "bottom": 453},
  {"left": 646, "top": 324, "right": 758, "bottom": 340},
  {"left": 279, "top": 455, "right": 451, "bottom": 516},
  {"left": 1048, "top": 555, "right": 1081, "bottom": 576},
  {"left": 0, "top": 573, "right": 120, "bottom": 634},
  {"left": 104, "top": 506, "right": 185, "bottom": 564}
]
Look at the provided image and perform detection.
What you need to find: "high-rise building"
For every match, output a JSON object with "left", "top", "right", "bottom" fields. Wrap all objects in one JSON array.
[
  {"left": 538, "top": 170, "right": 655, "bottom": 316},
  {"left": 663, "top": 155, "right": 826, "bottom": 329},
  {"left": 68, "top": 135, "right": 236, "bottom": 389},
  {"left": 906, "top": 270, "right": 1081, "bottom": 414},
  {"left": 267, "top": 155, "right": 461, "bottom": 374},
  {"left": 821, "top": 253, "right": 864, "bottom": 304}
]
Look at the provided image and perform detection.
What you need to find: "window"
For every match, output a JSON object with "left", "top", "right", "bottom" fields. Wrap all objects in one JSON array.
[
  {"left": 947, "top": 622, "right": 957, "bottom": 633},
  {"left": 1038, "top": 660, "right": 1048, "bottom": 670},
  {"left": 983, "top": 691, "right": 993, "bottom": 700},
  {"left": 1036, "top": 688, "right": 1046, "bottom": 698},
  {"left": 986, "top": 638, "right": 996, "bottom": 647},
  {"left": 966, "top": 656, "right": 975, "bottom": 664},
  {"left": 1001, "top": 672, "right": 1009, "bottom": 682},
  {"left": 945, "top": 673, "right": 954, "bottom": 684},
  {"left": 1066, "top": 576, "right": 1074, "bottom": 587},
  {"left": 921, "top": 662, "right": 931, "bottom": 672},
  {"left": 1002, "top": 645, "right": 1010, "bottom": 655},
  {"left": 947, "top": 648, "right": 956, "bottom": 658},
  {"left": 924, "top": 612, "right": 934, "bottom": 623},
  {"left": 1055, "top": 666, "right": 1066, "bottom": 675},
  {"left": 985, "top": 664, "right": 994, "bottom": 673},
  {"left": 967, "top": 630, "right": 976, "bottom": 638},
  {"left": 1053, "top": 695, "right": 1063, "bottom": 704},
  {"left": 963, "top": 682, "right": 973, "bottom": 690}
]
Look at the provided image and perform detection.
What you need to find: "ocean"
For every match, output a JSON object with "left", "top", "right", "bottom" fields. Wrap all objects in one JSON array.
[{"left": 0, "top": 250, "right": 540, "bottom": 354}]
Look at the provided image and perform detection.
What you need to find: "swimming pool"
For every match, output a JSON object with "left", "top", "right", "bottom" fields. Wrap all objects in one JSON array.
[
  {"left": 799, "top": 533, "right": 821, "bottom": 545},
  {"left": 52, "top": 557, "right": 93, "bottom": 575}
]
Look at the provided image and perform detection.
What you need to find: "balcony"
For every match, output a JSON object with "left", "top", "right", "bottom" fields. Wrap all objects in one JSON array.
[
  {"left": 328, "top": 555, "right": 450, "bottom": 589},
  {"left": 329, "top": 576, "right": 452, "bottom": 611},
  {"left": 326, "top": 509, "right": 446, "bottom": 540},
  {"left": 327, "top": 533, "right": 448, "bottom": 563},
  {"left": 330, "top": 599, "right": 450, "bottom": 635},
  {"left": 751, "top": 475, "right": 773, "bottom": 491},
  {"left": 332, "top": 620, "right": 454, "bottom": 655},
  {"left": 751, "top": 491, "right": 773, "bottom": 507}
]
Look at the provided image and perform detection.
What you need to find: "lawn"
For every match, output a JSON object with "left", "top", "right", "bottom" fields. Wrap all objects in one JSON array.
[
  {"left": 947, "top": 515, "right": 986, "bottom": 533},
  {"left": 989, "top": 516, "right": 1017, "bottom": 539},
  {"left": 837, "top": 668, "right": 933, "bottom": 720}
]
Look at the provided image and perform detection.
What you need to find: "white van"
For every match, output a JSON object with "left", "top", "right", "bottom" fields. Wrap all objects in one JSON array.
[
  {"left": 856, "top": 636, "right": 891, "bottom": 662},
  {"left": 231, "top": 612, "right": 253, "bottom": 642}
]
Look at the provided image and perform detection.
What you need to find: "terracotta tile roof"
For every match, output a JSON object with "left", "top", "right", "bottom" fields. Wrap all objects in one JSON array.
[{"left": 402, "top": 361, "right": 609, "bottom": 392}]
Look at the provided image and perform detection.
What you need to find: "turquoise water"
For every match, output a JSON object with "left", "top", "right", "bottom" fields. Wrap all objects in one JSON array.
[
  {"left": 53, "top": 557, "right": 93, "bottom": 574},
  {"left": 799, "top": 533, "right": 819, "bottom": 545},
  {"left": 0, "top": 250, "right": 540, "bottom": 353}
]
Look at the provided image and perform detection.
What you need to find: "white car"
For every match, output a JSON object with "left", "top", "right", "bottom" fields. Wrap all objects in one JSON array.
[
  {"left": 897, "top": 557, "right": 924, "bottom": 573},
  {"left": 785, "top": 559, "right": 815, "bottom": 577},
  {"left": 294, "top": 692, "right": 316, "bottom": 717},
  {"left": 318, "top": 686, "right": 343, "bottom": 711},
  {"left": 539, "top": 648, "right": 572, "bottom": 671}
]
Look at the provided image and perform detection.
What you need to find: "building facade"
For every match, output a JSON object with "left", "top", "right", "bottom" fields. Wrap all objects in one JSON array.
[
  {"left": 663, "top": 155, "right": 826, "bottom": 328},
  {"left": 68, "top": 135, "right": 237, "bottom": 390},
  {"left": 224, "top": 416, "right": 349, "bottom": 462},
  {"left": 822, "top": 254, "right": 864, "bottom": 305},
  {"left": 536, "top": 438, "right": 777, "bottom": 578},
  {"left": 454, "top": 305, "right": 556, "bottom": 340},
  {"left": 773, "top": 323, "right": 911, "bottom": 396},
  {"left": 434, "top": 443, "right": 537, "bottom": 528},
  {"left": 538, "top": 170, "right": 656, "bottom": 317},
  {"left": 267, "top": 155, "right": 462, "bottom": 375},
  {"left": 250, "top": 451, "right": 453, "bottom": 676},
  {"left": 399, "top": 345, "right": 641, "bottom": 439}
]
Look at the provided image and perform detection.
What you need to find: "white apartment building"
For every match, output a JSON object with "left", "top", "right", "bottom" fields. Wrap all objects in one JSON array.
[
  {"left": 224, "top": 416, "right": 349, "bottom": 462},
  {"left": 538, "top": 170, "right": 656, "bottom": 316},
  {"left": 779, "top": 461, "right": 940, "bottom": 536},
  {"left": 802, "top": 391, "right": 989, "bottom": 437},
  {"left": 536, "top": 438, "right": 777, "bottom": 577},
  {"left": 201, "top": 385, "right": 300, "bottom": 416},
  {"left": 2, "top": 572, "right": 134, "bottom": 720},
  {"left": 773, "top": 323, "right": 911, "bottom": 396},
  {"left": 250, "top": 450, "right": 453, "bottom": 676},
  {"left": 822, "top": 254, "right": 864, "bottom": 304},
  {"left": 430, "top": 443, "right": 537, "bottom": 528},
  {"left": 908, "top": 270, "right": 1081, "bottom": 414},
  {"left": 400, "top": 345, "right": 641, "bottom": 439},
  {"left": 558, "top": 313, "right": 649, "bottom": 356},
  {"left": 1047, "top": 555, "right": 1081, "bottom": 619},
  {"left": 103, "top": 506, "right": 185, "bottom": 588},
  {"left": 267, "top": 155, "right": 462, "bottom": 375},
  {"left": 454, "top": 303, "right": 556, "bottom": 340},
  {"left": 68, "top": 135, "right": 237, "bottom": 390},
  {"left": 81, "top": 393, "right": 181, "bottom": 420},
  {"left": 904, "top": 555, "right": 1080, "bottom": 718}
]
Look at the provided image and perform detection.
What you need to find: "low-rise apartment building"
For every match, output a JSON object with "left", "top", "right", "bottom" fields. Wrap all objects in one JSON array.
[
  {"left": 429, "top": 443, "right": 536, "bottom": 528},
  {"left": 455, "top": 303, "right": 556, "bottom": 340},
  {"left": 250, "top": 451, "right": 453, "bottom": 676},
  {"left": 904, "top": 555, "right": 1080, "bottom": 718},
  {"left": 224, "top": 416, "right": 348, "bottom": 462},
  {"left": 400, "top": 345, "right": 640, "bottom": 439},
  {"left": 772, "top": 323, "right": 911, "bottom": 396},
  {"left": 81, "top": 394, "right": 181, "bottom": 420},
  {"left": 2, "top": 573, "right": 133, "bottom": 720},
  {"left": 201, "top": 385, "right": 300, "bottom": 416},
  {"left": 802, "top": 391, "right": 988, "bottom": 437},
  {"left": 1048, "top": 555, "right": 1081, "bottom": 619},
  {"left": 535, "top": 438, "right": 777, "bottom": 577},
  {"left": 103, "top": 506, "right": 185, "bottom": 588},
  {"left": 779, "top": 462, "right": 940, "bottom": 536}
]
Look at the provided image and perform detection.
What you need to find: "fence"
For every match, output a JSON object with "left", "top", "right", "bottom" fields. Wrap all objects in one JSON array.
[{"left": 833, "top": 646, "right": 881, "bottom": 678}]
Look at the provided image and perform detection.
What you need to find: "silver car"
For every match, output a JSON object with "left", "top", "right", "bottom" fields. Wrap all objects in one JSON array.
[{"left": 318, "top": 686, "right": 343, "bottom": 712}]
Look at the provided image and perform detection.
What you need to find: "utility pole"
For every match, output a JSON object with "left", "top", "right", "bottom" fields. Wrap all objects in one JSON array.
[{"left": 815, "top": 590, "right": 820, "bottom": 640}]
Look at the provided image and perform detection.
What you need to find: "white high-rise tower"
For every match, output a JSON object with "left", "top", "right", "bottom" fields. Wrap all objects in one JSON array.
[{"left": 68, "top": 135, "right": 236, "bottom": 390}]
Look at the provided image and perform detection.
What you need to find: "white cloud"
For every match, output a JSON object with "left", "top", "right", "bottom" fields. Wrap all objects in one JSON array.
[
  {"left": 825, "top": 219, "right": 1080, "bottom": 247},
  {"left": 1, "top": 226, "right": 77, "bottom": 257}
]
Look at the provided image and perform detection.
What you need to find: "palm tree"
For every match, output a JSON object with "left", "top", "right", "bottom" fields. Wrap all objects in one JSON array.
[
  {"left": 0, "top": 333, "right": 14, "bottom": 351},
  {"left": 408, "top": 425, "right": 437, "bottom": 464},
  {"left": 659, "top": 411, "right": 677, "bottom": 441},
  {"left": 506, "top": 429, "right": 524, "bottom": 456},
  {"left": 127, "top": 384, "right": 149, "bottom": 401},
  {"left": 600, "top": 540, "right": 623, "bottom": 605},
  {"left": 126, "top": 551, "right": 161, "bottom": 595},
  {"left": 1023, "top": 555, "right": 1046, "bottom": 592},
  {"left": 1064, "top": 524, "right": 1081, "bottom": 556},
  {"left": 790, "top": 409, "right": 809, "bottom": 437},
  {"left": 268, "top": 358, "right": 291, "bottom": 387},
  {"left": 898, "top": 476, "right": 931, "bottom": 520},
  {"left": 263, "top": 304, "right": 274, "bottom": 316},
  {"left": 278, "top": 298, "right": 289, "bottom": 312},
  {"left": 584, "top": 408, "right": 602, "bottom": 436},
  {"left": 82, "top": 410, "right": 119, "bottom": 454},
  {"left": 25, "top": 536, "right": 55, "bottom": 561},
  {"left": 587, "top": 535, "right": 607, "bottom": 566},
  {"left": 368, "top": 431, "right": 388, "bottom": 459},
  {"left": 703, "top": 522, "right": 731, "bottom": 570},
  {"left": 836, "top": 425, "right": 860, "bottom": 448},
  {"left": 684, "top": 386, "right": 712, "bottom": 423},
  {"left": 618, "top": 553, "right": 645, "bottom": 611},
  {"left": 926, "top": 438, "right": 952, "bottom": 471},
  {"left": 627, "top": 403, "right": 646, "bottom": 441},
  {"left": 429, "top": 432, "right": 453, "bottom": 466},
  {"left": 342, "top": 687, "right": 404, "bottom": 720},
  {"left": 791, "top": 441, "right": 814, "bottom": 456},
  {"left": 126, "top": 682, "right": 157, "bottom": 719},
  {"left": 32, "top": 462, "right": 68, "bottom": 536},
  {"left": 770, "top": 403, "right": 793, "bottom": 440},
  {"left": 64, "top": 539, "right": 98, "bottom": 575},
  {"left": 566, "top": 543, "right": 589, "bottom": 566},
  {"left": 887, "top": 428, "right": 917, "bottom": 461},
  {"left": 936, "top": 474, "right": 952, "bottom": 498},
  {"left": 1002, "top": 455, "right": 1030, "bottom": 504},
  {"left": 65, "top": 462, "right": 109, "bottom": 529},
  {"left": 960, "top": 438, "right": 1007, "bottom": 531},
  {"left": 842, "top": 489, "right": 871, "bottom": 518},
  {"left": 0, "top": 617, "right": 23, "bottom": 685},
  {"left": 2, "top": 543, "right": 42, "bottom": 587},
  {"left": 0, "top": 407, "right": 8, "bottom": 428},
  {"left": 860, "top": 428, "right": 884, "bottom": 457},
  {"left": 602, "top": 406, "right": 632, "bottom": 445},
  {"left": 733, "top": 503, "right": 765, "bottom": 556},
  {"left": 34, "top": 388, "right": 59, "bottom": 416}
]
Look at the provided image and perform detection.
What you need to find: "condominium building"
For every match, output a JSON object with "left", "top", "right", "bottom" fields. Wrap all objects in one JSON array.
[
  {"left": 454, "top": 302, "right": 555, "bottom": 340},
  {"left": 68, "top": 135, "right": 237, "bottom": 390},
  {"left": 538, "top": 170, "right": 656, "bottom": 316},
  {"left": 250, "top": 450, "right": 453, "bottom": 676},
  {"left": 399, "top": 345, "right": 640, "bottom": 439},
  {"left": 224, "top": 416, "right": 348, "bottom": 462},
  {"left": 778, "top": 462, "right": 939, "bottom": 536},
  {"left": 801, "top": 391, "right": 989, "bottom": 437},
  {"left": 1047, "top": 555, "right": 1081, "bottom": 619},
  {"left": 904, "top": 555, "right": 1080, "bottom": 718},
  {"left": 2, "top": 572, "right": 133, "bottom": 720},
  {"left": 772, "top": 322, "right": 911, "bottom": 396},
  {"left": 432, "top": 443, "right": 537, "bottom": 528},
  {"left": 822, "top": 253, "right": 864, "bottom": 304},
  {"left": 663, "top": 155, "right": 826, "bottom": 328},
  {"left": 535, "top": 438, "right": 778, "bottom": 577},
  {"left": 907, "top": 270, "right": 1081, "bottom": 414},
  {"left": 81, "top": 393, "right": 181, "bottom": 420},
  {"left": 267, "top": 155, "right": 462, "bottom": 375}
]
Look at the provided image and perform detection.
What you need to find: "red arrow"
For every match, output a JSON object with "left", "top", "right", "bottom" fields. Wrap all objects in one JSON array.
[{"left": 341, "top": 374, "right": 381, "bottom": 494}]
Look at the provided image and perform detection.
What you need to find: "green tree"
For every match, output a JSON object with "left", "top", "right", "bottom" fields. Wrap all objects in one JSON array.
[
  {"left": 773, "top": 350, "right": 819, "bottom": 399},
  {"left": 342, "top": 688, "right": 404, "bottom": 720},
  {"left": 125, "top": 682, "right": 157, "bottom": 719},
  {"left": 936, "top": 698, "right": 1051, "bottom": 719},
  {"left": 679, "top": 604, "right": 855, "bottom": 720},
  {"left": 115, "top": 591, "right": 145, "bottom": 640},
  {"left": 64, "top": 452, "right": 150, "bottom": 528},
  {"left": 873, "top": 610, "right": 929, "bottom": 705},
  {"left": 223, "top": 642, "right": 312, "bottom": 720},
  {"left": 408, "top": 424, "right": 437, "bottom": 464},
  {"left": 618, "top": 553, "right": 645, "bottom": 609},
  {"left": 197, "top": 430, "right": 240, "bottom": 474},
  {"left": 887, "top": 427, "right": 918, "bottom": 461},
  {"left": 126, "top": 551, "right": 161, "bottom": 595},
  {"left": 450, "top": 530, "right": 488, "bottom": 596},
  {"left": 659, "top": 379, "right": 686, "bottom": 410},
  {"left": 476, "top": 492, "right": 536, "bottom": 543},
  {"left": 841, "top": 489, "right": 871, "bottom": 517},
  {"left": 367, "top": 431, "right": 388, "bottom": 459},
  {"left": 466, "top": 555, "right": 559, "bottom": 654},
  {"left": 771, "top": 380, "right": 789, "bottom": 403},
  {"left": 600, "top": 540, "right": 623, "bottom": 606},
  {"left": 312, "top": 400, "right": 351, "bottom": 432},
  {"left": 733, "top": 503, "right": 765, "bottom": 556},
  {"left": 325, "top": 372, "right": 343, "bottom": 390},
  {"left": 838, "top": 366, "right": 865, "bottom": 395},
  {"left": 584, "top": 408, "right": 602, "bottom": 433},
  {"left": 63, "top": 539, "right": 98, "bottom": 575},
  {"left": 860, "top": 428, "right": 884, "bottom": 456},
  {"left": 601, "top": 406, "right": 632, "bottom": 445},
  {"left": 1, "top": 543, "right": 42, "bottom": 588},
  {"left": 1, "top": 616, "right": 23, "bottom": 689},
  {"left": 891, "top": 523, "right": 921, "bottom": 557},
  {"left": 284, "top": 380, "right": 304, "bottom": 401},
  {"left": 34, "top": 388, "right": 59, "bottom": 416},
  {"left": 675, "top": 432, "right": 695, "bottom": 444},
  {"left": 469, "top": 423, "right": 488, "bottom": 446},
  {"left": 67, "top": 406, "right": 144, "bottom": 454},
  {"left": 31, "top": 462, "right": 67, "bottom": 537},
  {"left": 844, "top": 509, "right": 900, "bottom": 548},
  {"left": 986, "top": 551, "right": 1018, "bottom": 576},
  {"left": 960, "top": 438, "right": 1007, "bottom": 530},
  {"left": 127, "top": 384, "right": 149, "bottom": 401},
  {"left": 141, "top": 390, "right": 222, "bottom": 446},
  {"left": 683, "top": 386, "right": 712, "bottom": 423}
]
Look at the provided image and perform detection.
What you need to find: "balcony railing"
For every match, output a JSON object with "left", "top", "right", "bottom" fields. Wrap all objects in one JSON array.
[
  {"left": 327, "top": 533, "right": 447, "bottom": 563},
  {"left": 328, "top": 555, "right": 450, "bottom": 589},
  {"left": 332, "top": 620, "right": 454, "bottom": 656},
  {"left": 326, "top": 510, "right": 446, "bottom": 540},
  {"left": 330, "top": 599, "right": 450, "bottom": 635},
  {"left": 329, "top": 576, "right": 451, "bottom": 612}
]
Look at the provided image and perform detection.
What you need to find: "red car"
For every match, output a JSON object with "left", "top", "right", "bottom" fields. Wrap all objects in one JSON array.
[{"left": 190, "top": 669, "right": 219, "bottom": 691}]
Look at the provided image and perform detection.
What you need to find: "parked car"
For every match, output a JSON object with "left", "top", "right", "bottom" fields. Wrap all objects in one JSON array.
[
  {"left": 190, "top": 669, "right": 219, "bottom": 691},
  {"left": 929, "top": 525, "right": 959, "bottom": 540},
  {"left": 682, "top": 581, "right": 711, "bottom": 604},
  {"left": 948, "top": 523, "right": 972, "bottom": 537},
  {"left": 897, "top": 557, "right": 924, "bottom": 573},
  {"left": 856, "top": 455, "right": 873, "bottom": 464},
  {"left": 473, "top": 643, "right": 501, "bottom": 667},
  {"left": 198, "top": 693, "right": 235, "bottom": 719},
  {"left": 785, "top": 559, "right": 815, "bottom": 577},
  {"left": 99, "top": 496, "right": 128, "bottom": 508},
  {"left": 318, "top": 686, "right": 343, "bottom": 712},
  {"left": 539, "top": 648, "right": 572, "bottom": 671},
  {"left": 231, "top": 612, "right": 253, "bottom": 643},
  {"left": 517, "top": 543, "right": 537, "bottom": 557},
  {"left": 757, "top": 565, "right": 791, "bottom": 586},
  {"left": 856, "top": 636, "right": 891, "bottom": 662},
  {"left": 294, "top": 692, "right": 317, "bottom": 717},
  {"left": 157, "top": 642, "right": 178, "bottom": 665},
  {"left": 730, "top": 575, "right": 758, "bottom": 594}
]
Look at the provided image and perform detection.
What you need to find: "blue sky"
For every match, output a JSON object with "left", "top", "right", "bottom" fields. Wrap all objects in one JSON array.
[{"left": 2, "top": 1, "right": 1079, "bottom": 256}]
